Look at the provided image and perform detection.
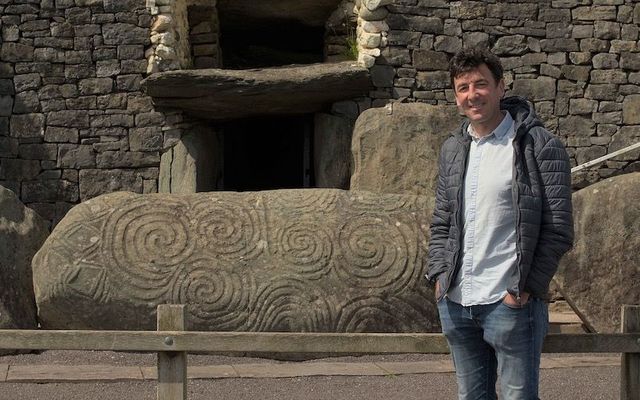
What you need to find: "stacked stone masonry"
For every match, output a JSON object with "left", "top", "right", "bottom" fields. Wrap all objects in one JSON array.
[
  {"left": 0, "top": 0, "right": 209, "bottom": 227},
  {"left": 1, "top": 0, "right": 639, "bottom": 228},
  {"left": 360, "top": 0, "right": 640, "bottom": 188}
]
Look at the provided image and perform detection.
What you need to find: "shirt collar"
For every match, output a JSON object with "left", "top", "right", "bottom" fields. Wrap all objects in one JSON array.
[{"left": 467, "top": 111, "right": 513, "bottom": 141}]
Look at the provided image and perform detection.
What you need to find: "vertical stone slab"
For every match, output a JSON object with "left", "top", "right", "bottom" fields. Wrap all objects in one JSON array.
[
  {"left": 314, "top": 113, "right": 353, "bottom": 189},
  {"left": 350, "top": 103, "right": 461, "bottom": 197},
  {"left": 555, "top": 173, "right": 640, "bottom": 333}
]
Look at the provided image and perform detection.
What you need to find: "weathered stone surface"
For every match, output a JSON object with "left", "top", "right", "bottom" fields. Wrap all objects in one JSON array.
[
  {"left": 96, "top": 151, "right": 160, "bottom": 169},
  {"left": 0, "top": 43, "right": 35, "bottom": 62},
  {"left": 0, "top": 159, "right": 41, "bottom": 180},
  {"left": 492, "top": 35, "right": 528, "bottom": 56},
  {"left": 558, "top": 115, "right": 596, "bottom": 136},
  {"left": 555, "top": 173, "right": 640, "bottom": 333},
  {"left": 142, "top": 62, "right": 372, "bottom": 120},
  {"left": 620, "top": 52, "right": 640, "bottom": 70},
  {"left": 386, "top": 15, "right": 443, "bottom": 34},
  {"left": 623, "top": 94, "right": 640, "bottom": 124},
  {"left": 0, "top": 186, "right": 49, "bottom": 354},
  {"left": 78, "top": 169, "right": 144, "bottom": 200},
  {"left": 22, "top": 180, "right": 79, "bottom": 203},
  {"left": 369, "top": 65, "right": 395, "bottom": 88},
  {"left": 129, "top": 127, "right": 163, "bottom": 152},
  {"left": 413, "top": 50, "right": 449, "bottom": 71},
  {"left": 451, "top": 1, "right": 486, "bottom": 19},
  {"left": 350, "top": 103, "right": 461, "bottom": 197},
  {"left": 33, "top": 189, "right": 438, "bottom": 333},
  {"left": 510, "top": 77, "right": 556, "bottom": 101},
  {"left": 416, "top": 71, "right": 450, "bottom": 90},
  {"left": 314, "top": 113, "right": 353, "bottom": 189},
  {"left": 102, "top": 23, "right": 149, "bottom": 45},
  {"left": 592, "top": 53, "right": 619, "bottom": 69},
  {"left": 9, "top": 113, "right": 45, "bottom": 138}
]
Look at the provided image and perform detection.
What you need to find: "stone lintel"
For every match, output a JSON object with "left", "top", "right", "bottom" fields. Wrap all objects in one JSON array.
[{"left": 141, "top": 62, "right": 372, "bottom": 120}]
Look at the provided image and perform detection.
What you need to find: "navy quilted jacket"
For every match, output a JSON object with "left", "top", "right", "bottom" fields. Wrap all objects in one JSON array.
[{"left": 426, "top": 96, "right": 574, "bottom": 300}]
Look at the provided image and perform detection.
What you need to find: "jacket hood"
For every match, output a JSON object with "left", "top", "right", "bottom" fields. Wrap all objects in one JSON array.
[{"left": 453, "top": 96, "right": 543, "bottom": 142}]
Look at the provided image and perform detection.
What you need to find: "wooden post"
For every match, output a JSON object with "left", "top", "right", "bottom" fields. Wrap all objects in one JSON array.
[
  {"left": 621, "top": 305, "right": 640, "bottom": 400},
  {"left": 157, "top": 305, "right": 187, "bottom": 400}
]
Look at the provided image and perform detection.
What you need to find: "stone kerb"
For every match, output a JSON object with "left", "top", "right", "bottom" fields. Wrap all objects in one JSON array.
[
  {"left": 0, "top": 185, "right": 49, "bottom": 355},
  {"left": 33, "top": 189, "right": 440, "bottom": 333},
  {"left": 555, "top": 172, "right": 640, "bottom": 333}
]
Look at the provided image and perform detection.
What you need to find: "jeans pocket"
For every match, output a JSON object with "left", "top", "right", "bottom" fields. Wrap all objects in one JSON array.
[{"left": 501, "top": 296, "right": 531, "bottom": 310}]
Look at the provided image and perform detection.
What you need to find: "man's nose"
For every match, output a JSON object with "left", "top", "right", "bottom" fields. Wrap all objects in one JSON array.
[{"left": 469, "top": 86, "right": 480, "bottom": 99}]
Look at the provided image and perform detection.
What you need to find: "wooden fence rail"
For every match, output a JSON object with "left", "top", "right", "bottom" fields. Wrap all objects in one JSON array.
[{"left": 0, "top": 304, "right": 639, "bottom": 400}]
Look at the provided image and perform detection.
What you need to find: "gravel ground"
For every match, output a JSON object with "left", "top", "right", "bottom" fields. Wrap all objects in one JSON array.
[
  {"left": 0, "top": 351, "right": 621, "bottom": 400},
  {"left": 0, "top": 367, "right": 619, "bottom": 400}
]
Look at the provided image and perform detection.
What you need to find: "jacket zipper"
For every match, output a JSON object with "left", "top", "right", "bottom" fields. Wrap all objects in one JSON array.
[
  {"left": 511, "top": 132, "right": 523, "bottom": 301},
  {"left": 441, "top": 136, "right": 471, "bottom": 299}
]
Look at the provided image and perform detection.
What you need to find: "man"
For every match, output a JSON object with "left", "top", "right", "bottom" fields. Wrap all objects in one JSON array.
[{"left": 426, "top": 46, "right": 574, "bottom": 400}]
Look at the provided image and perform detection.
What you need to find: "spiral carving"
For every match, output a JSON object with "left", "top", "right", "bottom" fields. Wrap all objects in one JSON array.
[
  {"left": 275, "top": 221, "right": 333, "bottom": 279},
  {"left": 336, "top": 215, "right": 414, "bottom": 289},
  {"left": 248, "top": 278, "right": 333, "bottom": 332},
  {"left": 101, "top": 198, "right": 194, "bottom": 300},
  {"left": 336, "top": 296, "right": 429, "bottom": 332},
  {"left": 171, "top": 263, "right": 252, "bottom": 330},
  {"left": 192, "top": 197, "right": 264, "bottom": 260}
]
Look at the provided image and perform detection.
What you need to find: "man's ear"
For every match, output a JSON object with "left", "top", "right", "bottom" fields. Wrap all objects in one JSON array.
[{"left": 498, "top": 79, "right": 506, "bottom": 98}]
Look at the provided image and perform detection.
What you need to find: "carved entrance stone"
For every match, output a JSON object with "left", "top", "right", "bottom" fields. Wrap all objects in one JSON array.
[{"left": 33, "top": 189, "right": 439, "bottom": 333}]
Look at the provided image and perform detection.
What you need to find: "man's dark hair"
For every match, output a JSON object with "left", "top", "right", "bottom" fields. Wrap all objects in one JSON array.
[{"left": 449, "top": 46, "right": 504, "bottom": 89}]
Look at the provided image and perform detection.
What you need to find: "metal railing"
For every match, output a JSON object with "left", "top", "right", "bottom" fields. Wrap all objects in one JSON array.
[{"left": 0, "top": 304, "right": 639, "bottom": 400}]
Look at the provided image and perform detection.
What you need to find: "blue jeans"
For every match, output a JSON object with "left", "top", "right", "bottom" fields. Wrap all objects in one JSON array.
[{"left": 437, "top": 296, "right": 549, "bottom": 400}]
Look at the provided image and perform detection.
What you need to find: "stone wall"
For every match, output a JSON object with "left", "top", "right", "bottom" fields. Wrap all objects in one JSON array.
[
  {"left": 357, "top": 0, "right": 640, "bottom": 188},
  {"left": 2, "top": 0, "right": 639, "bottom": 227},
  {"left": 0, "top": 0, "right": 200, "bottom": 226}
]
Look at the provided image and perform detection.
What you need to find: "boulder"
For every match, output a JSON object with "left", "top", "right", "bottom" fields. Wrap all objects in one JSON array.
[
  {"left": 33, "top": 189, "right": 439, "bottom": 334},
  {"left": 555, "top": 173, "right": 640, "bottom": 333},
  {"left": 350, "top": 102, "right": 461, "bottom": 198},
  {"left": 141, "top": 62, "right": 372, "bottom": 120},
  {"left": 0, "top": 186, "right": 49, "bottom": 355}
]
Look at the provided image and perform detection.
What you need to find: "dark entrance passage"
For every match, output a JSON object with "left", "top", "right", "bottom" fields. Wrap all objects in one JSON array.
[
  {"left": 219, "top": 22, "right": 325, "bottom": 69},
  {"left": 221, "top": 115, "right": 314, "bottom": 191}
]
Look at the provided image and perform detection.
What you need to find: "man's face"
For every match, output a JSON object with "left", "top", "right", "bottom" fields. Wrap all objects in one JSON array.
[{"left": 452, "top": 63, "right": 505, "bottom": 133}]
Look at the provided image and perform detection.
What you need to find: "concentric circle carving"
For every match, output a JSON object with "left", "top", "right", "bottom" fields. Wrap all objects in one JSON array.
[
  {"left": 192, "top": 197, "right": 263, "bottom": 260},
  {"left": 101, "top": 198, "right": 193, "bottom": 300},
  {"left": 171, "top": 263, "right": 252, "bottom": 330},
  {"left": 275, "top": 221, "right": 333, "bottom": 279},
  {"left": 336, "top": 215, "right": 413, "bottom": 288},
  {"left": 248, "top": 278, "right": 334, "bottom": 332},
  {"left": 336, "top": 296, "right": 429, "bottom": 332}
]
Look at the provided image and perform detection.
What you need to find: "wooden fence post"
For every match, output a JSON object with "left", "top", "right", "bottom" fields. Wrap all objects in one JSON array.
[
  {"left": 621, "top": 305, "right": 640, "bottom": 400},
  {"left": 157, "top": 305, "right": 187, "bottom": 400}
]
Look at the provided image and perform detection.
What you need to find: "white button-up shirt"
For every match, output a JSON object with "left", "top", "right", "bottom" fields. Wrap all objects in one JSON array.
[{"left": 447, "top": 112, "right": 518, "bottom": 306}]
